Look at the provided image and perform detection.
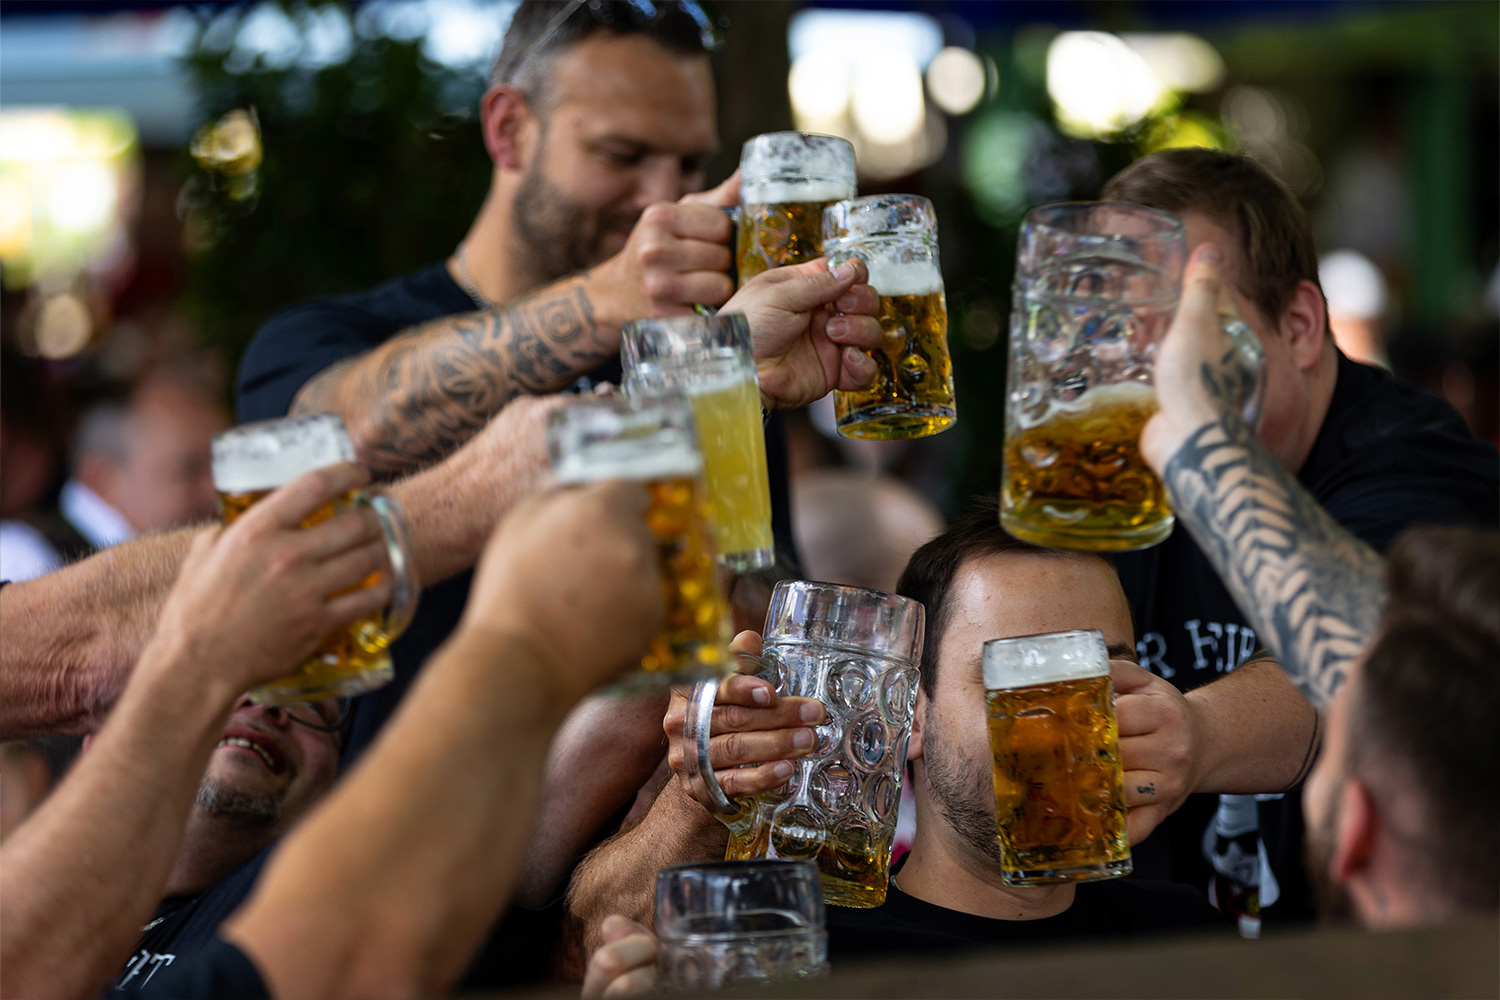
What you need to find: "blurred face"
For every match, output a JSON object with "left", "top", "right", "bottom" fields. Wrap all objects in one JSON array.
[
  {"left": 1179, "top": 211, "right": 1310, "bottom": 468},
  {"left": 194, "top": 698, "right": 340, "bottom": 836},
  {"left": 1303, "top": 672, "right": 1356, "bottom": 921},
  {"left": 915, "top": 552, "right": 1136, "bottom": 867},
  {"left": 513, "top": 32, "right": 717, "bottom": 279},
  {"left": 107, "top": 386, "right": 226, "bottom": 533}
]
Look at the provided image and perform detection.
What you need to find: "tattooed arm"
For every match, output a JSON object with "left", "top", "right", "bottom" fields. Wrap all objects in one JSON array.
[
  {"left": 292, "top": 275, "right": 608, "bottom": 476},
  {"left": 1140, "top": 246, "right": 1387, "bottom": 709}
]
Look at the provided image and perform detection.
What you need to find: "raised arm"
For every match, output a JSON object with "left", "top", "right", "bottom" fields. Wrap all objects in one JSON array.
[
  {"left": 290, "top": 187, "right": 740, "bottom": 477},
  {"left": 0, "top": 464, "right": 391, "bottom": 1000},
  {"left": 1141, "top": 245, "right": 1387, "bottom": 708},
  {"left": 221, "top": 480, "right": 664, "bottom": 1000}
]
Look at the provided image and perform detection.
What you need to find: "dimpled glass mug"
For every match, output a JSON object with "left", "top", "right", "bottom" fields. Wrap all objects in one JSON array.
[{"left": 683, "top": 581, "right": 925, "bottom": 908}]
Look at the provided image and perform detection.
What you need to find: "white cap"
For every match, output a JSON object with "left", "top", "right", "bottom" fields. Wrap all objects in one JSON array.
[
  {"left": 212, "top": 414, "right": 354, "bottom": 494},
  {"left": 982, "top": 628, "right": 1109, "bottom": 690}
]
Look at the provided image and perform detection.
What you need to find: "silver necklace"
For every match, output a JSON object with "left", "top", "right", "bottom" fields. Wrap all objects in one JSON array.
[{"left": 452, "top": 242, "right": 495, "bottom": 311}]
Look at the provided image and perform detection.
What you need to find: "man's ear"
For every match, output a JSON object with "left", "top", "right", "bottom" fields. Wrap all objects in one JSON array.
[
  {"left": 1281, "top": 278, "right": 1329, "bottom": 371},
  {"left": 907, "top": 689, "right": 926, "bottom": 762},
  {"left": 1330, "top": 777, "right": 1378, "bottom": 884},
  {"left": 480, "top": 84, "right": 534, "bottom": 171}
]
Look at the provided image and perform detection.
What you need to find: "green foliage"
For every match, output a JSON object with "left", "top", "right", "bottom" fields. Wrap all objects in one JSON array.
[{"left": 178, "top": 3, "right": 492, "bottom": 367}]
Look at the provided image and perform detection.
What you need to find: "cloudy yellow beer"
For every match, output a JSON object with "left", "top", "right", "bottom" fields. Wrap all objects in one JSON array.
[
  {"left": 834, "top": 260, "right": 956, "bottom": 440},
  {"left": 1001, "top": 381, "right": 1171, "bottom": 552},
  {"left": 219, "top": 488, "right": 395, "bottom": 702},
  {"left": 737, "top": 193, "right": 845, "bottom": 287},
  {"left": 687, "top": 367, "right": 774, "bottom": 567}
]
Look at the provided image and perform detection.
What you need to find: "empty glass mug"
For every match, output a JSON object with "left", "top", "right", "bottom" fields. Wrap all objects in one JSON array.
[
  {"left": 212, "top": 414, "right": 419, "bottom": 705},
  {"left": 984, "top": 628, "right": 1131, "bottom": 885},
  {"left": 655, "top": 860, "right": 827, "bottom": 992},
  {"left": 683, "top": 581, "right": 925, "bottom": 907}
]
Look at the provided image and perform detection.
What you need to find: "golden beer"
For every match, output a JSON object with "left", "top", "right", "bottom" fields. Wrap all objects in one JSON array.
[
  {"left": 983, "top": 630, "right": 1131, "bottom": 885},
  {"left": 550, "top": 399, "right": 732, "bottom": 688},
  {"left": 724, "top": 804, "right": 890, "bottom": 908},
  {"left": 1001, "top": 381, "right": 1171, "bottom": 552},
  {"left": 736, "top": 197, "right": 843, "bottom": 286},
  {"left": 211, "top": 414, "right": 416, "bottom": 706},
  {"left": 687, "top": 370, "right": 774, "bottom": 566}
]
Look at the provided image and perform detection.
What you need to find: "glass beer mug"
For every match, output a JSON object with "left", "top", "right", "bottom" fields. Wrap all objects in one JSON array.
[
  {"left": 211, "top": 414, "right": 419, "bottom": 705},
  {"left": 622, "top": 313, "right": 774, "bottom": 572},
  {"left": 984, "top": 628, "right": 1131, "bottom": 885},
  {"left": 548, "top": 396, "right": 734, "bottom": 691},
  {"left": 683, "top": 581, "right": 924, "bottom": 908},
  {"left": 736, "top": 131, "right": 857, "bottom": 287},
  {"left": 655, "top": 860, "right": 828, "bottom": 992},
  {"left": 822, "top": 194, "right": 956, "bottom": 440}
]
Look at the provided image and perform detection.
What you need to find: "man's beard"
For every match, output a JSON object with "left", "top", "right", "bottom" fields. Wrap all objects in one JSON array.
[
  {"left": 1304, "top": 804, "right": 1355, "bottom": 923},
  {"left": 195, "top": 776, "right": 285, "bottom": 827},
  {"left": 921, "top": 723, "right": 1005, "bottom": 865},
  {"left": 512, "top": 149, "right": 639, "bottom": 284}
]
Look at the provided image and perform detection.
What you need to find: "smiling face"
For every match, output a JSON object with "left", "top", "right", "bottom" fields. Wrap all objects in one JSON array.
[
  {"left": 194, "top": 699, "right": 341, "bottom": 835},
  {"left": 509, "top": 32, "right": 717, "bottom": 280},
  {"left": 910, "top": 551, "right": 1136, "bottom": 869}
]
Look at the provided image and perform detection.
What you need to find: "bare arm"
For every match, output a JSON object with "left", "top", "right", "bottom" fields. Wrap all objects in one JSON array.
[
  {"left": 0, "top": 528, "right": 195, "bottom": 739},
  {"left": 1141, "top": 246, "right": 1387, "bottom": 709},
  {"left": 1185, "top": 655, "right": 1320, "bottom": 791},
  {"left": 0, "top": 465, "right": 389, "bottom": 1000}
]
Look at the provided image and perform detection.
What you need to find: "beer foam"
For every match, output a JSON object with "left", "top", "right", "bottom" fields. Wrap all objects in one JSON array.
[
  {"left": 553, "top": 439, "right": 703, "bottom": 486},
  {"left": 982, "top": 629, "right": 1109, "bottom": 690},
  {"left": 740, "top": 178, "right": 854, "bottom": 206},
  {"left": 213, "top": 415, "right": 354, "bottom": 494},
  {"left": 865, "top": 259, "right": 943, "bottom": 297}
]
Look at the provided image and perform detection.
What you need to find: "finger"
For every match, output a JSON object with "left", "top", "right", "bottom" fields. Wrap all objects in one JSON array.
[
  {"left": 323, "top": 574, "right": 393, "bottom": 625},
  {"left": 1172, "top": 244, "right": 1224, "bottom": 342},
  {"left": 838, "top": 346, "right": 879, "bottom": 391},
  {"left": 680, "top": 168, "right": 741, "bottom": 208},
  {"left": 298, "top": 507, "right": 383, "bottom": 562},
  {"left": 602, "top": 966, "right": 659, "bottom": 999},
  {"left": 601, "top": 915, "right": 652, "bottom": 943},
  {"left": 256, "top": 462, "right": 371, "bottom": 529},
  {"left": 1109, "top": 659, "right": 1157, "bottom": 695},
  {"left": 1115, "top": 694, "right": 1169, "bottom": 738},
  {"left": 639, "top": 237, "right": 733, "bottom": 276},
  {"left": 647, "top": 271, "right": 735, "bottom": 310},
  {"left": 662, "top": 203, "right": 733, "bottom": 243},
  {"left": 710, "top": 727, "right": 815, "bottom": 770},
  {"left": 833, "top": 283, "right": 881, "bottom": 318},
  {"left": 1122, "top": 769, "right": 1166, "bottom": 808},
  {"left": 308, "top": 539, "right": 387, "bottom": 597},
  {"left": 1127, "top": 802, "right": 1171, "bottom": 846},
  {"left": 584, "top": 935, "right": 658, "bottom": 1000},
  {"left": 728, "top": 630, "right": 764, "bottom": 658},
  {"left": 715, "top": 759, "right": 796, "bottom": 797},
  {"left": 747, "top": 256, "right": 863, "bottom": 313},
  {"left": 826, "top": 314, "right": 882, "bottom": 351},
  {"left": 717, "top": 672, "right": 778, "bottom": 708},
  {"left": 711, "top": 693, "right": 822, "bottom": 733}
]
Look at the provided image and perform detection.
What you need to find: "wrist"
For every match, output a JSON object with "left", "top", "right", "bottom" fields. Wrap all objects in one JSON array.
[
  {"left": 1181, "top": 687, "right": 1222, "bottom": 794},
  {"left": 445, "top": 622, "right": 582, "bottom": 726},
  {"left": 583, "top": 260, "right": 632, "bottom": 334}
]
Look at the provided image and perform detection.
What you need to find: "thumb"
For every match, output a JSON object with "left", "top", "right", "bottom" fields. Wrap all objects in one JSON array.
[
  {"left": 1172, "top": 244, "right": 1224, "bottom": 341},
  {"left": 1109, "top": 659, "right": 1156, "bottom": 695},
  {"left": 601, "top": 915, "right": 650, "bottom": 943},
  {"left": 681, "top": 168, "right": 741, "bottom": 208},
  {"left": 753, "top": 256, "right": 866, "bottom": 312}
]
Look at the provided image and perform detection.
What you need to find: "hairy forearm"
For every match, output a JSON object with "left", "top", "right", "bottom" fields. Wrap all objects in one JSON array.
[
  {"left": 291, "top": 273, "right": 614, "bottom": 477},
  {"left": 226, "top": 628, "right": 575, "bottom": 999},
  {"left": 515, "top": 692, "right": 670, "bottom": 908},
  {"left": 0, "top": 528, "right": 197, "bottom": 739},
  {"left": 1162, "top": 415, "right": 1387, "bottom": 708},
  {"left": 0, "top": 636, "right": 240, "bottom": 1000},
  {"left": 1186, "top": 656, "right": 1320, "bottom": 793},
  {"left": 563, "top": 779, "right": 726, "bottom": 975}
]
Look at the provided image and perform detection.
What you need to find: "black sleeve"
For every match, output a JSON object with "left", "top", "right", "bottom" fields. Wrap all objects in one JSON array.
[
  {"left": 236, "top": 302, "right": 385, "bottom": 423},
  {"left": 109, "top": 938, "right": 269, "bottom": 1000},
  {"left": 1319, "top": 466, "right": 1500, "bottom": 554}
]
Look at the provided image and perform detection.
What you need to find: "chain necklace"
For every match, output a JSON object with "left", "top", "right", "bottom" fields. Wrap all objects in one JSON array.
[{"left": 452, "top": 242, "right": 495, "bottom": 311}]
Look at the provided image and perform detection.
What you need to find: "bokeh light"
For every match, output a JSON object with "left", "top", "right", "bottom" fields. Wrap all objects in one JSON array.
[
  {"left": 1047, "top": 32, "right": 1169, "bottom": 139},
  {"left": 926, "top": 46, "right": 987, "bottom": 116}
]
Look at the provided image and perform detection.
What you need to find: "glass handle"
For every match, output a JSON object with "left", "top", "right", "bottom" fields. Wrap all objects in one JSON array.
[
  {"left": 682, "top": 679, "right": 744, "bottom": 818},
  {"left": 366, "top": 493, "right": 420, "bottom": 640},
  {"left": 1221, "top": 317, "right": 1267, "bottom": 432}
]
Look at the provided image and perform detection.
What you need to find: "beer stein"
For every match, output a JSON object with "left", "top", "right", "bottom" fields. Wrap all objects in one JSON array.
[
  {"left": 984, "top": 628, "right": 1131, "bottom": 885},
  {"left": 548, "top": 397, "right": 733, "bottom": 692},
  {"left": 736, "top": 131, "right": 857, "bottom": 286},
  {"left": 684, "top": 581, "right": 924, "bottom": 908},
  {"left": 1002, "top": 201, "right": 1264, "bottom": 552},
  {"left": 622, "top": 313, "right": 773, "bottom": 572},
  {"left": 212, "top": 414, "right": 419, "bottom": 705},
  {"left": 655, "top": 860, "right": 827, "bottom": 992},
  {"left": 822, "top": 194, "right": 956, "bottom": 440}
]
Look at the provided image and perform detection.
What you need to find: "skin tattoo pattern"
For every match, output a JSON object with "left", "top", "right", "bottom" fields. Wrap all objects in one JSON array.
[
  {"left": 293, "top": 283, "right": 604, "bottom": 476},
  {"left": 1161, "top": 401, "right": 1387, "bottom": 710}
]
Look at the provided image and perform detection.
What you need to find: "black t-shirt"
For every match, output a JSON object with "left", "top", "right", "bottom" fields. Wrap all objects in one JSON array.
[
  {"left": 826, "top": 876, "right": 1228, "bottom": 960},
  {"left": 109, "top": 938, "right": 268, "bottom": 1000},
  {"left": 1115, "top": 351, "right": 1500, "bottom": 930}
]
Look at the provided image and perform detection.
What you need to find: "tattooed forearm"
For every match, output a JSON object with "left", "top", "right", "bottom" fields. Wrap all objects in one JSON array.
[
  {"left": 1162, "top": 415, "right": 1387, "bottom": 708},
  {"left": 291, "top": 278, "right": 610, "bottom": 477}
]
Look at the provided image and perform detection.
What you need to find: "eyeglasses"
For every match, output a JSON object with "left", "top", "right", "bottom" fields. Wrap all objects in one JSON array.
[
  {"left": 513, "top": 0, "right": 723, "bottom": 75},
  {"left": 284, "top": 697, "right": 352, "bottom": 736}
]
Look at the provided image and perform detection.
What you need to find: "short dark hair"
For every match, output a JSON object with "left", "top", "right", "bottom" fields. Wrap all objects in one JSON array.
[
  {"left": 895, "top": 499, "right": 1114, "bottom": 698},
  {"left": 489, "top": 1, "right": 716, "bottom": 108},
  {"left": 1349, "top": 525, "right": 1500, "bottom": 913},
  {"left": 1101, "top": 148, "right": 1326, "bottom": 334}
]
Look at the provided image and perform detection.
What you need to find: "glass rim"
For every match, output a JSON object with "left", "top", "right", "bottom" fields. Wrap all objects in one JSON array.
[
  {"left": 656, "top": 858, "right": 822, "bottom": 881},
  {"left": 738, "top": 130, "right": 857, "bottom": 187},
  {"left": 981, "top": 627, "right": 1110, "bottom": 690},
  {"left": 1020, "top": 200, "right": 1185, "bottom": 241},
  {"left": 212, "top": 412, "right": 354, "bottom": 492}
]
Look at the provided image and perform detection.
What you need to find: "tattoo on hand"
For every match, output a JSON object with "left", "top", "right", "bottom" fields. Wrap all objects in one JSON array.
[
  {"left": 1137, "top": 784, "right": 1157, "bottom": 796},
  {"left": 292, "top": 282, "right": 607, "bottom": 476},
  {"left": 1162, "top": 415, "right": 1387, "bottom": 709}
]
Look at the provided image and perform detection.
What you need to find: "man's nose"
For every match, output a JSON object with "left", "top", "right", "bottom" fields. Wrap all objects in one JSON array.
[{"left": 233, "top": 694, "right": 293, "bottom": 729}]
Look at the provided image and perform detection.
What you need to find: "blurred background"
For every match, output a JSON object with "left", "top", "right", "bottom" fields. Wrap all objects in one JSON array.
[{"left": 1, "top": 0, "right": 1496, "bottom": 594}]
